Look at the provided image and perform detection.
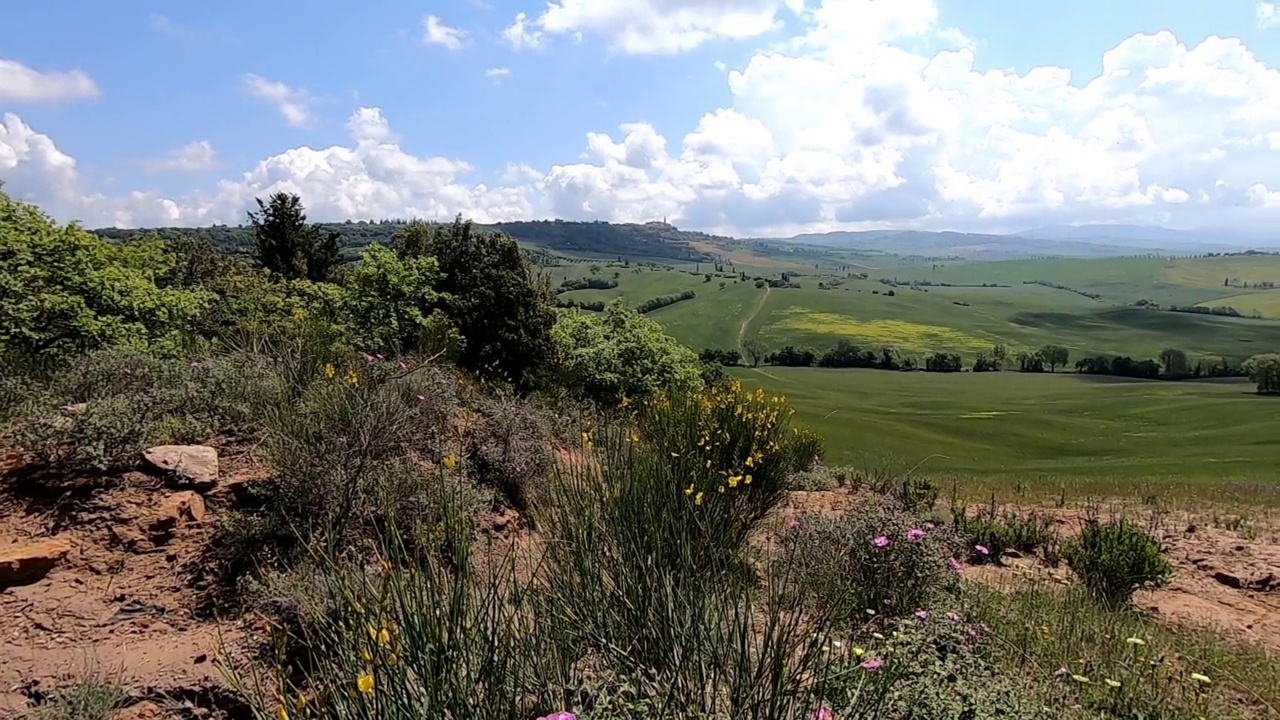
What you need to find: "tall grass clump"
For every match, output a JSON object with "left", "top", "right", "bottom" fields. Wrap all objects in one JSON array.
[
  {"left": 949, "top": 493, "right": 1055, "bottom": 565},
  {"left": 1064, "top": 517, "right": 1172, "bottom": 604},
  {"left": 532, "top": 381, "right": 847, "bottom": 716},
  {"left": 232, "top": 483, "right": 577, "bottom": 720},
  {"left": 627, "top": 380, "right": 824, "bottom": 567},
  {"left": 970, "top": 583, "right": 1274, "bottom": 719}
]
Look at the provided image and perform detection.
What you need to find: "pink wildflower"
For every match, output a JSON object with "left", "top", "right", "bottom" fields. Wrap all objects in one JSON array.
[
  {"left": 946, "top": 557, "right": 963, "bottom": 571},
  {"left": 807, "top": 706, "right": 835, "bottom": 720},
  {"left": 860, "top": 658, "right": 884, "bottom": 671},
  {"left": 536, "top": 713, "right": 576, "bottom": 720},
  {"left": 914, "top": 609, "right": 930, "bottom": 621},
  {"left": 974, "top": 544, "right": 990, "bottom": 556},
  {"left": 872, "top": 535, "right": 891, "bottom": 548},
  {"left": 906, "top": 528, "right": 926, "bottom": 542},
  {"left": 946, "top": 612, "right": 962, "bottom": 623},
  {"left": 787, "top": 518, "right": 805, "bottom": 531}
]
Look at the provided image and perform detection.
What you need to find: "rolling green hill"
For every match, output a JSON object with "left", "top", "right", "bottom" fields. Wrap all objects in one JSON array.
[
  {"left": 578, "top": 267, "right": 1280, "bottom": 362},
  {"left": 94, "top": 218, "right": 725, "bottom": 264},
  {"left": 735, "top": 367, "right": 1280, "bottom": 498}
]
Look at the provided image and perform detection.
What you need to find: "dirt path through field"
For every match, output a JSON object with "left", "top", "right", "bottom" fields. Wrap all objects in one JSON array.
[{"left": 738, "top": 284, "right": 770, "bottom": 357}]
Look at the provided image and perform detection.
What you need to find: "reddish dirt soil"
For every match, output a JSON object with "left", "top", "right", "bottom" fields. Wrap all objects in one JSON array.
[{"left": 0, "top": 451, "right": 263, "bottom": 719}]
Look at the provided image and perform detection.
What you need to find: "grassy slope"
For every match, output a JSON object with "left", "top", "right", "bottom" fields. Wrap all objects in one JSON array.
[
  {"left": 551, "top": 257, "right": 1280, "bottom": 361},
  {"left": 1196, "top": 291, "right": 1280, "bottom": 317},
  {"left": 658, "top": 280, "right": 1280, "bottom": 361},
  {"left": 735, "top": 367, "right": 1280, "bottom": 497}
]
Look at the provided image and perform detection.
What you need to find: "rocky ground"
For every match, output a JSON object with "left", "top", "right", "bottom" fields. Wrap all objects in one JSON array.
[
  {"left": 0, "top": 445, "right": 261, "bottom": 719},
  {"left": 2, "top": 462, "right": 1278, "bottom": 719}
]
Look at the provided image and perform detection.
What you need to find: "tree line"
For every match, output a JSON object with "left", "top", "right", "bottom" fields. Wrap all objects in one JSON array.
[{"left": 701, "top": 336, "right": 1278, "bottom": 393}]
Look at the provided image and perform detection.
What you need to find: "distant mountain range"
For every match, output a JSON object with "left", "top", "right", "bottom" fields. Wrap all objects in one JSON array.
[{"left": 779, "top": 225, "right": 1278, "bottom": 258}]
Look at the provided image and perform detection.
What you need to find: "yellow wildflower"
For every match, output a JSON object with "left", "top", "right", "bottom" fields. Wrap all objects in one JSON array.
[
  {"left": 344, "top": 370, "right": 360, "bottom": 386},
  {"left": 1190, "top": 673, "right": 1211, "bottom": 685},
  {"left": 443, "top": 454, "right": 458, "bottom": 469},
  {"left": 323, "top": 363, "right": 336, "bottom": 379},
  {"left": 852, "top": 647, "right": 865, "bottom": 657},
  {"left": 1125, "top": 637, "right": 1146, "bottom": 646},
  {"left": 357, "top": 673, "right": 374, "bottom": 694},
  {"left": 1105, "top": 679, "right": 1121, "bottom": 688},
  {"left": 728, "top": 475, "right": 741, "bottom": 488},
  {"left": 745, "top": 456, "right": 754, "bottom": 468},
  {"left": 1071, "top": 675, "right": 1090, "bottom": 684},
  {"left": 685, "top": 484, "right": 695, "bottom": 495},
  {"left": 695, "top": 491, "right": 704, "bottom": 505},
  {"left": 718, "top": 485, "right": 726, "bottom": 493},
  {"left": 376, "top": 627, "right": 391, "bottom": 647},
  {"left": 744, "top": 474, "right": 752, "bottom": 485},
  {"left": 278, "top": 706, "right": 290, "bottom": 720},
  {"left": 361, "top": 647, "right": 374, "bottom": 663}
]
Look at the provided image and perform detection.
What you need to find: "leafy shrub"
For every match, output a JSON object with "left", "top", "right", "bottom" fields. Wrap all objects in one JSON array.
[
  {"left": 341, "top": 243, "right": 462, "bottom": 358},
  {"left": 464, "top": 392, "right": 555, "bottom": 515},
  {"left": 788, "top": 464, "right": 858, "bottom": 490},
  {"left": 551, "top": 299, "right": 702, "bottom": 406},
  {"left": 820, "top": 612, "right": 1052, "bottom": 720},
  {"left": 0, "top": 188, "right": 211, "bottom": 362},
  {"left": 8, "top": 348, "right": 269, "bottom": 472},
  {"left": 247, "top": 358, "right": 477, "bottom": 554},
  {"left": 780, "top": 498, "right": 962, "bottom": 620},
  {"left": 1064, "top": 518, "right": 1172, "bottom": 604}
]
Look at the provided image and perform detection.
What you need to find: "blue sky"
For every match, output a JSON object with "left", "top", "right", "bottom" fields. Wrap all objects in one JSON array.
[{"left": 3, "top": 0, "right": 1280, "bottom": 236}]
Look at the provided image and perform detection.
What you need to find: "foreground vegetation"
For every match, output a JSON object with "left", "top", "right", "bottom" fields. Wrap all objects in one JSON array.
[{"left": 4, "top": 188, "right": 1278, "bottom": 719}]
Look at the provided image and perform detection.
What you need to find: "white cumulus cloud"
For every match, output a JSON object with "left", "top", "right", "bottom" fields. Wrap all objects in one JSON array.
[
  {"left": 507, "top": 0, "right": 791, "bottom": 54},
  {"left": 241, "top": 74, "right": 316, "bottom": 129},
  {"left": 486, "top": 66, "right": 512, "bottom": 78},
  {"left": 501, "top": 12, "right": 545, "bottom": 50},
  {"left": 0, "top": 58, "right": 100, "bottom": 104},
  {"left": 145, "top": 141, "right": 218, "bottom": 173},
  {"left": 6, "top": 0, "right": 1280, "bottom": 238},
  {"left": 1258, "top": 2, "right": 1280, "bottom": 28},
  {"left": 423, "top": 15, "right": 468, "bottom": 50}
]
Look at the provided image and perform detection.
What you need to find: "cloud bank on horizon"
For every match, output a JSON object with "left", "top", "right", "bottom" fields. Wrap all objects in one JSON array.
[{"left": 2, "top": 0, "right": 1280, "bottom": 238}]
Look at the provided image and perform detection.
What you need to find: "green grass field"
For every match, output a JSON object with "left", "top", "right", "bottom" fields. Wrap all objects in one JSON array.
[
  {"left": 645, "top": 277, "right": 1280, "bottom": 361},
  {"left": 734, "top": 367, "right": 1280, "bottom": 502}
]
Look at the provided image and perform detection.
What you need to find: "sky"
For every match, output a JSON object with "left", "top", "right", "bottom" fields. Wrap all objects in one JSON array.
[{"left": 2, "top": 0, "right": 1280, "bottom": 238}]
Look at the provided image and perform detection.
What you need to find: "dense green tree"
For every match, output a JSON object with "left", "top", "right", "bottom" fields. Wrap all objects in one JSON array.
[
  {"left": 248, "top": 192, "right": 342, "bottom": 282},
  {"left": 552, "top": 299, "right": 701, "bottom": 405},
  {"left": 0, "top": 188, "right": 210, "bottom": 361},
  {"left": 990, "top": 344, "right": 1009, "bottom": 370},
  {"left": 394, "top": 217, "right": 556, "bottom": 391},
  {"left": 342, "top": 244, "right": 461, "bottom": 357},
  {"left": 1244, "top": 353, "right": 1280, "bottom": 395},
  {"left": 1038, "top": 345, "right": 1069, "bottom": 372},
  {"left": 743, "top": 337, "right": 767, "bottom": 368},
  {"left": 1158, "top": 348, "right": 1190, "bottom": 379}
]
